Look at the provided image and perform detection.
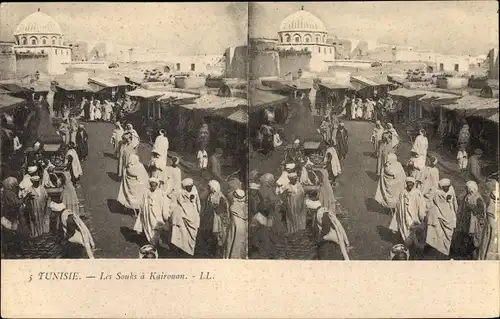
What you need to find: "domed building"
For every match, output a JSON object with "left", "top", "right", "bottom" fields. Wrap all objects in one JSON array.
[
  {"left": 277, "top": 7, "right": 335, "bottom": 72},
  {"left": 12, "top": 9, "right": 71, "bottom": 75}
]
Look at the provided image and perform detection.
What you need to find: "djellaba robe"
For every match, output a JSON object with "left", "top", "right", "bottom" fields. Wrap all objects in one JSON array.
[
  {"left": 374, "top": 159, "right": 406, "bottom": 209},
  {"left": 134, "top": 189, "right": 171, "bottom": 244},
  {"left": 61, "top": 170, "right": 80, "bottom": 218},
  {"left": 25, "top": 185, "right": 50, "bottom": 238},
  {"left": 376, "top": 141, "right": 393, "bottom": 176},
  {"left": 111, "top": 128, "right": 124, "bottom": 157},
  {"left": 389, "top": 188, "right": 426, "bottom": 240},
  {"left": 165, "top": 165, "right": 182, "bottom": 196},
  {"left": 224, "top": 198, "right": 248, "bottom": 259},
  {"left": 75, "top": 129, "right": 89, "bottom": 161},
  {"left": 426, "top": 190, "right": 457, "bottom": 256},
  {"left": 478, "top": 195, "right": 499, "bottom": 260},
  {"left": 283, "top": 182, "right": 305, "bottom": 234},
  {"left": 170, "top": 193, "right": 200, "bottom": 256},
  {"left": 118, "top": 142, "right": 133, "bottom": 178},
  {"left": 117, "top": 154, "right": 149, "bottom": 210},
  {"left": 335, "top": 128, "right": 348, "bottom": 160}
]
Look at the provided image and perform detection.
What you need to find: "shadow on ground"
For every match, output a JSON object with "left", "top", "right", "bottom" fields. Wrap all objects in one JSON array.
[
  {"left": 365, "top": 170, "right": 379, "bottom": 181},
  {"left": 363, "top": 151, "right": 377, "bottom": 159},
  {"left": 365, "top": 197, "right": 385, "bottom": 213},
  {"left": 120, "top": 226, "right": 148, "bottom": 247},
  {"left": 376, "top": 225, "right": 402, "bottom": 245},
  {"left": 103, "top": 152, "right": 116, "bottom": 159},
  {"left": 106, "top": 172, "right": 121, "bottom": 183},
  {"left": 107, "top": 198, "right": 132, "bottom": 216}
]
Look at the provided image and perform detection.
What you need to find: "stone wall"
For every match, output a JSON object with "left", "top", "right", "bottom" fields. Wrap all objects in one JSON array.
[
  {"left": 279, "top": 52, "right": 312, "bottom": 76},
  {"left": 250, "top": 51, "right": 279, "bottom": 79},
  {"left": 0, "top": 54, "right": 17, "bottom": 80},
  {"left": 15, "top": 54, "right": 49, "bottom": 78}
]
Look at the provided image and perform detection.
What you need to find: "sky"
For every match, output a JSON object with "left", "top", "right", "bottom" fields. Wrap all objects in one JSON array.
[
  {"left": 1, "top": 2, "right": 497, "bottom": 56},
  {"left": 0, "top": 2, "right": 248, "bottom": 55},
  {"left": 250, "top": 1, "right": 499, "bottom": 56}
]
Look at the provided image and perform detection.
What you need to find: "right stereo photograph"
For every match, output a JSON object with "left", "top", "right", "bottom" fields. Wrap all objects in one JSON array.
[{"left": 247, "top": 2, "right": 499, "bottom": 261}]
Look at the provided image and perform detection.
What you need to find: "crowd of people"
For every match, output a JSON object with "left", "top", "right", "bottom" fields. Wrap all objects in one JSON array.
[
  {"left": 1, "top": 129, "right": 94, "bottom": 259},
  {"left": 248, "top": 106, "right": 351, "bottom": 260},
  {"left": 374, "top": 121, "right": 498, "bottom": 260},
  {"left": 249, "top": 80, "right": 497, "bottom": 261},
  {"left": 345, "top": 95, "right": 396, "bottom": 123},
  {"left": 113, "top": 123, "right": 247, "bottom": 259}
]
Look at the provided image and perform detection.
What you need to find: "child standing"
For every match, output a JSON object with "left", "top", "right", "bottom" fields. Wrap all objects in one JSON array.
[
  {"left": 197, "top": 148, "right": 208, "bottom": 171},
  {"left": 457, "top": 146, "right": 468, "bottom": 172}
]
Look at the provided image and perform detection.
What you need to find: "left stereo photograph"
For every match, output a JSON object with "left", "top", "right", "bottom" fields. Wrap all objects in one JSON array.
[{"left": 0, "top": 2, "right": 250, "bottom": 260}]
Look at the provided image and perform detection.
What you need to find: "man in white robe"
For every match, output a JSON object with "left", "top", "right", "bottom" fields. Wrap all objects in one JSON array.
[
  {"left": 390, "top": 177, "right": 426, "bottom": 241},
  {"left": 125, "top": 124, "right": 140, "bottom": 149},
  {"left": 149, "top": 151, "right": 170, "bottom": 193},
  {"left": 153, "top": 129, "right": 169, "bottom": 158},
  {"left": 276, "top": 163, "right": 296, "bottom": 195},
  {"left": 411, "top": 129, "right": 429, "bottom": 159},
  {"left": 19, "top": 166, "right": 38, "bottom": 198},
  {"left": 170, "top": 189, "right": 200, "bottom": 256},
  {"left": 165, "top": 157, "right": 182, "bottom": 196},
  {"left": 181, "top": 178, "right": 201, "bottom": 215},
  {"left": 134, "top": 177, "right": 171, "bottom": 244}
]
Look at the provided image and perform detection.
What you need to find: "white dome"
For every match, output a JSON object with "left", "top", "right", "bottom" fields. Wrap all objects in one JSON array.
[
  {"left": 14, "top": 11, "right": 63, "bottom": 36},
  {"left": 279, "top": 9, "right": 327, "bottom": 33}
]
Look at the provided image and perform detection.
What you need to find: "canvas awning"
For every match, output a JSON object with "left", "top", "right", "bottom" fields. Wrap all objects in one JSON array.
[
  {"left": 261, "top": 79, "right": 312, "bottom": 92},
  {"left": 22, "top": 82, "right": 50, "bottom": 92},
  {"left": 388, "top": 88, "right": 427, "bottom": 99},
  {"left": 127, "top": 87, "right": 200, "bottom": 102},
  {"left": 441, "top": 96, "right": 499, "bottom": 112},
  {"left": 124, "top": 76, "right": 144, "bottom": 86},
  {"left": 0, "top": 87, "right": 11, "bottom": 94},
  {"left": 179, "top": 94, "right": 246, "bottom": 110},
  {"left": 157, "top": 91, "right": 200, "bottom": 102},
  {"left": 0, "top": 95, "right": 25, "bottom": 112},
  {"left": 249, "top": 88, "right": 288, "bottom": 109},
  {"left": 126, "top": 88, "right": 165, "bottom": 99},
  {"left": 368, "top": 75, "right": 393, "bottom": 86},
  {"left": 487, "top": 112, "right": 499, "bottom": 123},
  {"left": 88, "top": 77, "right": 129, "bottom": 88},
  {"left": 350, "top": 76, "right": 380, "bottom": 90},
  {"left": 319, "top": 82, "right": 353, "bottom": 90},
  {"left": 55, "top": 81, "right": 98, "bottom": 93},
  {"left": 0, "top": 83, "right": 31, "bottom": 94},
  {"left": 227, "top": 108, "right": 248, "bottom": 124}
]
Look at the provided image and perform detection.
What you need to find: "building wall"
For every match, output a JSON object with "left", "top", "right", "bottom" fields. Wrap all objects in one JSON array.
[
  {"left": 250, "top": 51, "right": 279, "bottom": 79},
  {"left": 68, "top": 41, "right": 90, "bottom": 61},
  {"left": 279, "top": 53, "right": 313, "bottom": 75},
  {"left": 364, "top": 47, "right": 394, "bottom": 62},
  {"left": 488, "top": 48, "right": 499, "bottom": 79},
  {"left": 225, "top": 46, "right": 247, "bottom": 79},
  {"left": 250, "top": 38, "right": 278, "bottom": 51},
  {"left": 0, "top": 43, "right": 16, "bottom": 80},
  {"left": 15, "top": 33, "right": 64, "bottom": 46},
  {"left": 327, "top": 60, "right": 372, "bottom": 69},
  {"left": 63, "top": 61, "right": 109, "bottom": 70},
  {"left": 394, "top": 49, "right": 435, "bottom": 63},
  {"left": 15, "top": 54, "right": 49, "bottom": 77},
  {"left": 435, "top": 55, "right": 470, "bottom": 73},
  {"left": 331, "top": 38, "right": 352, "bottom": 60},
  {"left": 0, "top": 54, "right": 17, "bottom": 80},
  {"left": 169, "top": 55, "right": 224, "bottom": 74},
  {"left": 350, "top": 41, "right": 369, "bottom": 59},
  {"left": 277, "top": 31, "right": 328, "bottom": 45}
]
